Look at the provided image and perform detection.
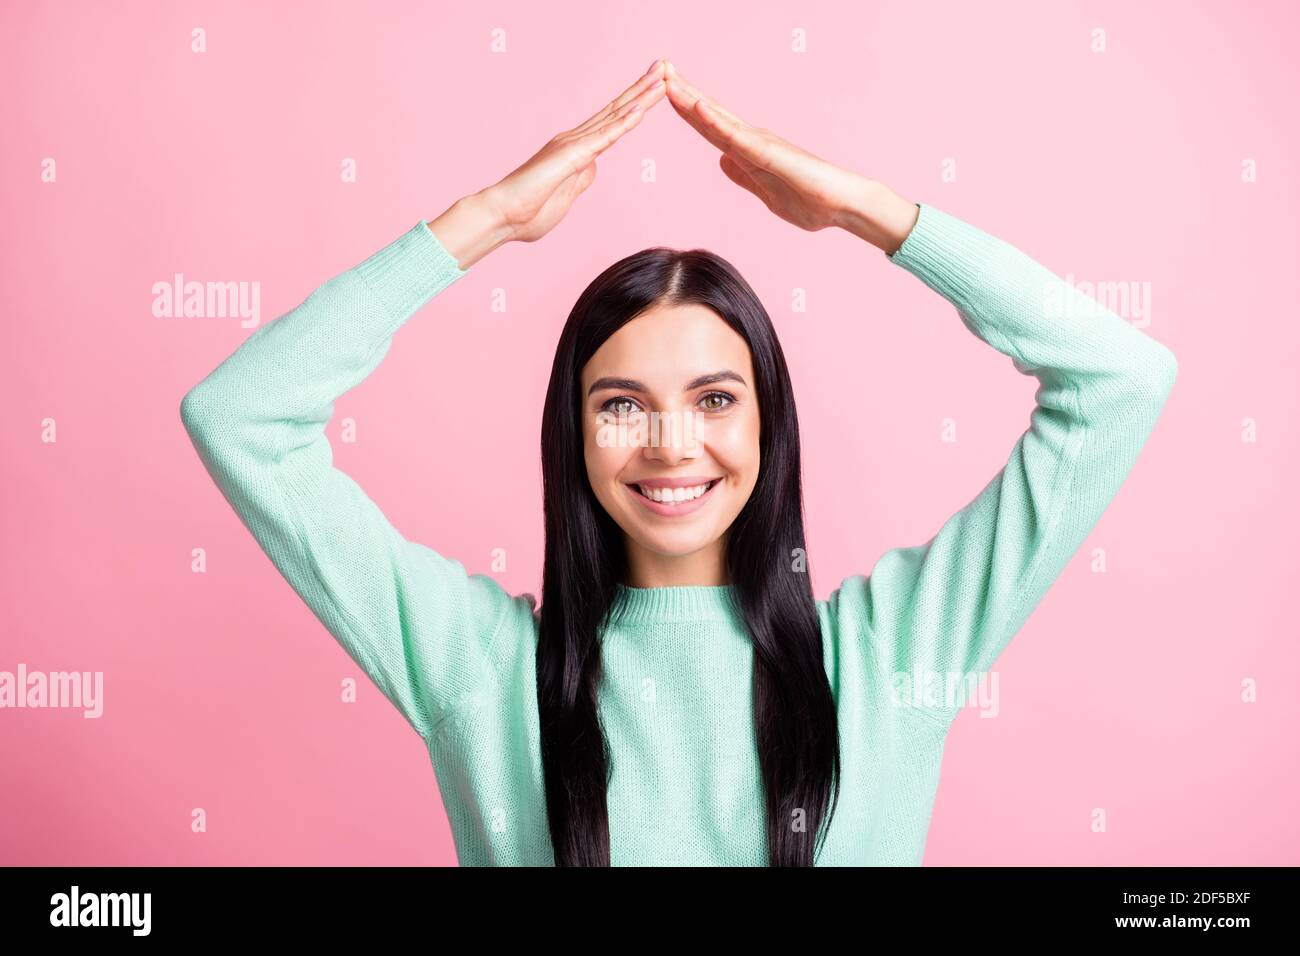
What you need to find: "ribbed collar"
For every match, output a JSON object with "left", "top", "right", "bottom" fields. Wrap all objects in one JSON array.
[{"left": 609, "top": 583, "right": 742, "bottom": 625}]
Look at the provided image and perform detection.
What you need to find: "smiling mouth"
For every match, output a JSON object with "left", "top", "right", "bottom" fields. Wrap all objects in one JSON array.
[{"left": 627, "top": 478, "right": 722, "bottom": 504}]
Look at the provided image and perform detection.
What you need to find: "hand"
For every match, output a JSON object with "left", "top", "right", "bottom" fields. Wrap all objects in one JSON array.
[
  {"left": 429, "top": 61, "right": 667, "bottom": 267},
  {"left": 486, "top": 60, "right": 668, "bottom": 243},
  {"left": 662, "top": 60, "right": 918, "bottom": 253}
]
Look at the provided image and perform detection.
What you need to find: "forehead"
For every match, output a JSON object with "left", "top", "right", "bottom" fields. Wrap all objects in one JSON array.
[{"left": 581, "top": 302, "right": 753, "bottom": 386}]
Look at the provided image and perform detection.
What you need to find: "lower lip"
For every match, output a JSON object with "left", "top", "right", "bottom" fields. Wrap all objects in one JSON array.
[{"left": 626, "top": 479, "right": 721, "bottom": 518}]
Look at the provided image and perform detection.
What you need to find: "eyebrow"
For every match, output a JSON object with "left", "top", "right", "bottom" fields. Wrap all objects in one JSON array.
[{"left": 586, "top": 370, "right": 748, "bottom": 398}]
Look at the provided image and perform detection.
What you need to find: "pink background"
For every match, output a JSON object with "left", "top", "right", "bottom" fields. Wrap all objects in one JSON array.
[{"left": 2, "top": 0, "right": 1296, "bottom": 866}]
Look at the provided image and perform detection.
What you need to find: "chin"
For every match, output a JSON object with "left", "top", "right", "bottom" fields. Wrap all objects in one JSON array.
[{"left": 637, "top": 530, "right": 717, "bottom": 557}]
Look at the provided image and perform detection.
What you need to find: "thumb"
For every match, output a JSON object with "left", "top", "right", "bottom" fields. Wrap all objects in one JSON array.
[
  {"left": 573, "top": 162, "right": 598, "bottom": 196},
  {"left": 719, "top": 153, "right": 760, "bottom": 197}
]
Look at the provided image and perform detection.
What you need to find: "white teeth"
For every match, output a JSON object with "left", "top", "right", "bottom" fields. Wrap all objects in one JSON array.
[{"left": 637, "top": 481, "right": 715, "bottom": 503}]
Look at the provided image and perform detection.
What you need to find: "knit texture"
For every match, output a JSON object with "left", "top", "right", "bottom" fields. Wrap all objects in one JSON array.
[{"left": 180, "top": 204, "right": 1177, "bottom": 865}]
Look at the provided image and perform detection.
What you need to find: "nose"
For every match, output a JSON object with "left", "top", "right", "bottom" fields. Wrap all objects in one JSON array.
[{"left": 639, "top": 408, "right": 703, "bottom": 466}]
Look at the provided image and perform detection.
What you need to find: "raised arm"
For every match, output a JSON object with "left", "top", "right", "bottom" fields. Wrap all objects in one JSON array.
[
  {"left": 179, "top": 211, "right": 522, "bottom": 742},
  {"left": 661, "top": 59, "right": 1176, "bottom": 726},
  {"left": 830, "top": 200, "right": 1176, "bottom": 725},
  {"left": 180, "top": 62, "right": 670, "bottom": 741}
]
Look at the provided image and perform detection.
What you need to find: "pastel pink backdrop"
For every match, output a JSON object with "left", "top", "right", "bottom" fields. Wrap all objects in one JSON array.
[{"left": 2, "top": 0, "right": 1296, "bottom": 866}]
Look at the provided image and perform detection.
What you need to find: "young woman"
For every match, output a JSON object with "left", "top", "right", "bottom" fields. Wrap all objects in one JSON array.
[{"left": 181, "top": 59, "right": 1177, "bottom": 866}]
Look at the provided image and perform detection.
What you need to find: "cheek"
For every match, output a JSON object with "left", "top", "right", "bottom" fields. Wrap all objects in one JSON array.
[
  {"left": 584, "top": 425, "right": 627, "bottom": 486},
  {"left": 705, "top": 414, "right": 761, "bottom": 476}
]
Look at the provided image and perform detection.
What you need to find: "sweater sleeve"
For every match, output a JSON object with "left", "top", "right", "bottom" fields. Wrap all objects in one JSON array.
[
  {"left": 825, "top": 203, "right": 1177, "bottom": 727},
  {"left": 180, "top": 220, "right": 526, "bottom": 742}
]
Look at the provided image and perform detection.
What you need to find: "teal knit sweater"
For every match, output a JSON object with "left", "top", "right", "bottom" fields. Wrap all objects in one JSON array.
[{"left": 180, "top": 204, "right": 1177, "bottom": 865}]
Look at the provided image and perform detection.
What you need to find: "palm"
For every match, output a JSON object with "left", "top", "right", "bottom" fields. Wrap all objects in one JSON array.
[
  {"left": 505, "top": 158, "right": 590, "bottom": 243},
  {"left": 485, "top": 61, "right": 667, "bottom": 244},
  {"left": 728, "top": 155, "right": 846, "bottom": 232},
  {"left": 515, "top": 186, "right": 575, "bottom": 242},
  {"left": 663, "top": 61, "right": 858, "bottom": 232}
]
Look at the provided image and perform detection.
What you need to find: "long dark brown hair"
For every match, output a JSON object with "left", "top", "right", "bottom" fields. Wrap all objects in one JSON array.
[{"left": 536, "top": 246, "right": 841, "bottom": 866}]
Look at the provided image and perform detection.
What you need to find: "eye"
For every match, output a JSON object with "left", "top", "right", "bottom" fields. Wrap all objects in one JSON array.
[
  {"left": 600, "top": 396, "right": 642, "bottom": 416},
  {"left": 698, "top": 391, "right": 736, "bottom": 412}
]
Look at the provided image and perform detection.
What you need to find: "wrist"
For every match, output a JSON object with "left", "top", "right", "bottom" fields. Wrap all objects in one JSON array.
[
  {"left": 833, "top": 177, "right": 920, "bottom": 255},
  {"left": 426, "top": 191, "right": 515, "bottom": 270}
]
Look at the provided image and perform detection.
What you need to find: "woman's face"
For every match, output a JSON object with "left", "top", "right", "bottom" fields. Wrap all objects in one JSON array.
[{"left": 580, "top": 302, "right": 761, "bottom": 581}]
